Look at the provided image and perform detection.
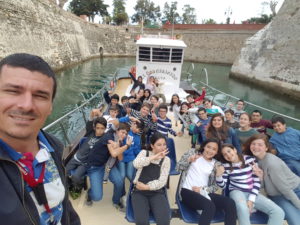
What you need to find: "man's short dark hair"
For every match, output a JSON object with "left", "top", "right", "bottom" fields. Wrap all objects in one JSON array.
[
  {"left": 111, "top": 94, "right": 119, "bottom": 101},
  {"left": 271, "top": 116, "right": 286, "bottom": 125},
  {"left": 0, "top": 53, "right": 57, "bottom": 100},
  {"left": 252, "top": 109, "right": 262, "bottom": 115},
  {"left": 158, "top": 104, "right": 168, "bottom": 112},
  {"left": 93, "top": 117, "right": 107, "bottom": 128}
]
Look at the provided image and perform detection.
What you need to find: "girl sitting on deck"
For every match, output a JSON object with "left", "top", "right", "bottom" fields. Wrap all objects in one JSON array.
[
  {"left": 131, "top": 132, "right": 171, "bottom": 225},
  {"left": 176, "top": 139, "right": 237, "bottom": 225},
  {"left": 216, "top": 143, "right": 284, "bottom": 225},
  {"left": 244, "top": 134, "right": 300, "bottom": 225}
]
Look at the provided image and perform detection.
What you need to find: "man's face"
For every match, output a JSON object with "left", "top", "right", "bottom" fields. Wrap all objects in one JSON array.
[
  {"left": 251, "top": 112, "right": 262, "bottom": 123},
  {"left": 273, "top": 122, "right": 286, "bottom": 134},
  {"left": 94, "top": 123, "right": 106, "bottom": 136},
  {"left": 0, "top": 65, "right": 53, "bottom": 141}
]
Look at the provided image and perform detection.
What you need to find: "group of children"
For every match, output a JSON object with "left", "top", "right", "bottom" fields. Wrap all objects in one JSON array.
[{"left": 65, "top": 75, "right": 300, "bottom": 225}]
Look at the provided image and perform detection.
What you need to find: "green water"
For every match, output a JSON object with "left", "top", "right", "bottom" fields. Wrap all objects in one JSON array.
[{"left": 47, "top": 57, "right": 300, "bottom": 130}]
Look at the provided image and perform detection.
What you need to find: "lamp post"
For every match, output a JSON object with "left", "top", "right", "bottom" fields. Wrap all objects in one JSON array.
[{"left": 225, "top": 7, "right": 232, "bottom": 24}]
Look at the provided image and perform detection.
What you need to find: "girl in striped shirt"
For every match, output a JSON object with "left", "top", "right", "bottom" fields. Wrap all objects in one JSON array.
[{"left": 216, "top": 144, "right": 284, "bottom": 225}]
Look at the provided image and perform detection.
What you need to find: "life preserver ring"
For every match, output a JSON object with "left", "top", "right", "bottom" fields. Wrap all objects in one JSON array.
[{"left": 110, "top": 80, "right": 115, "bottom": 89}]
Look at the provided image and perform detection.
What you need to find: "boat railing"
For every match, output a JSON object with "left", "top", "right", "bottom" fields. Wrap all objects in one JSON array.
[
  {"left": 186, "top": 68, "right": 300, "bottom": 126},
  {"left": 43, "top": 71, "right": 118, "bottom": 148}
]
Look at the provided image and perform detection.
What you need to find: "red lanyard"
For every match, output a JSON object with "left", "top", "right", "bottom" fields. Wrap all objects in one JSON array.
[
  {"left": 16, "top": 161, "right": 45, "bottom": 187},
  {"left": 16, "top": 161, "right": 53, "bottom": 217}
]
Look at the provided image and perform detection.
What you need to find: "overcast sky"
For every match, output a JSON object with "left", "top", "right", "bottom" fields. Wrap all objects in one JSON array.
[{"left": 65, "top": 0, "right": 284, "bottom": 24}]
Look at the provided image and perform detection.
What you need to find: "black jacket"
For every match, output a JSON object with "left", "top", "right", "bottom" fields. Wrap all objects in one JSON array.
[{"left": 0, "top": 131, "right": 81, "bottom": 225}]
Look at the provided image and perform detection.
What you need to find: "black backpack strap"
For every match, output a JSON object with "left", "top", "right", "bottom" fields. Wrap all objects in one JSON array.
[{"left": 159, "top": 157, "right": 165, "bottom": 166}]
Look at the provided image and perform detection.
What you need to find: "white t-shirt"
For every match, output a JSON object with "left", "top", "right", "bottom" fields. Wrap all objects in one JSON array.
[{"left": 182, "top": 156, "right": 216, "bottom": 191}]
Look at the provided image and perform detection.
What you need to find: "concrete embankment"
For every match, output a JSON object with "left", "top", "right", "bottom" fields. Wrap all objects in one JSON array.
[{"left": 230, "top": 0, "right": 300, "bottom": 100}]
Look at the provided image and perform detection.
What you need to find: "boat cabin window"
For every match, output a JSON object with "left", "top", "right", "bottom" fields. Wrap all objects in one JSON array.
[
  {"left": 152, "top": 48, "right": 170, "bottom": 62},
  {"left": 138, "top": 46, "right": 183, "bottom": 63},
  {"left": 171, "top": 49, "right": 183, "bottom": 63},
  {"left": 139, "top": 47, "right": 151, "bottom": 61}
]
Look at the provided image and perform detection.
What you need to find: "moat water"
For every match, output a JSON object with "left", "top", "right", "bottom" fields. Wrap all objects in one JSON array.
[{"left": 47, "top": 57, "right": 300, "bottom": 129}]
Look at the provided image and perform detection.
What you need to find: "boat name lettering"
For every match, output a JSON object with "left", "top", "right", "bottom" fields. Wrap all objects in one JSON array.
[{"left": 145, "top": 69, "right": 177, "bottom": 80}]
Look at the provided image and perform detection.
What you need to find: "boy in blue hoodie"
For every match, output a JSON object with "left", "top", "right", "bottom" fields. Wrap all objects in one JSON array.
[{"left": 117, "top": 117, "right": 144, "bottom": 182}]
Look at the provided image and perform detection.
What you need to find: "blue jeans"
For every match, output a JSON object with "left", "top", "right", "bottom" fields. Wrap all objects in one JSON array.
[
  {"left": 269, "top": 185, "right": 300, "bottom": 225},
  {"left": 87, "top": 165, "right": 124, "bottom": 204},
  {"left": 117, "top": 161, "right": 135, "bottom": 182},
  {"left": 283, "top": 159, "right": 300, "bottom": 176},
  {"left": 230, "top": 190, "right": 284, "bottom": 225}
]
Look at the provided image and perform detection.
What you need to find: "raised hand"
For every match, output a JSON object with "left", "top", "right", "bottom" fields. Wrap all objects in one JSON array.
[
  {"left": 129, "top": 116, "right": 141, "bottom": 123},
  {"left": 251, "top": 163, "right": 264, "bottom": 180},
  {"left": 151, "top": 149, "right": 169, "bottom": 161},
  {"left": 188, "top": 154, "right": 201, "bottom": 163}
]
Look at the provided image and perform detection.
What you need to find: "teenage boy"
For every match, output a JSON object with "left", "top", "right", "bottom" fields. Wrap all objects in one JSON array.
[
  {"left": 203, "top": 98, "right": 225, "bottom": 116},
  {"left": 225, "top": 109, "right": 240, "bottom": 129},
  {"left": 117, "top": 118, "right": 144, "bottom": 182},
  {"left": 270, "top": 116, "right": 300, "bottom": 176},
  {"left": 66, "top": 117, "right": 107, "bottom": 186},
  {"left": 103, "top": 90, "right": 126, "bottom": 118},
  {"left": 156, "top": 104, "right": 182, "bottom": 137},
  {"left": 86, "top": 122, "right": 131, "bottom": 211},
  {"left": 193, "top": 107, "right": 211, "bottom": 144},
  {"left": 251, "top": 110, "right": 273, "bottom": 134},
  {"left": 233, "top": 99, "right": 246, "bottom": 121},
  {"left": 103, "top": 105, "right": 119, "bottom": 132}
]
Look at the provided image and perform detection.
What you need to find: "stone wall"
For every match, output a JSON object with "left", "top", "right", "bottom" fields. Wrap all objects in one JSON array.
[
  {"left": 0, "top": 0, "right": 259, "bottom": 70},
  {"left": 230, "top": 0, "right": 300, "bottom": 100},
  {"left": 0, "top": 0, "right": 135, "bottom": 70}
]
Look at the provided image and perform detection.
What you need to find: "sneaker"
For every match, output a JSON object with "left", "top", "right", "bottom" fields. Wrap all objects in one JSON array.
[
  {"left": 86, "top": 194, "right": 93, "bottom": 206},
  {"left": 113, "top": 202, "right": 125, "bottom": 212},
  {"left": 121, "top": 195, "right": 127, "bottom": 208}
]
